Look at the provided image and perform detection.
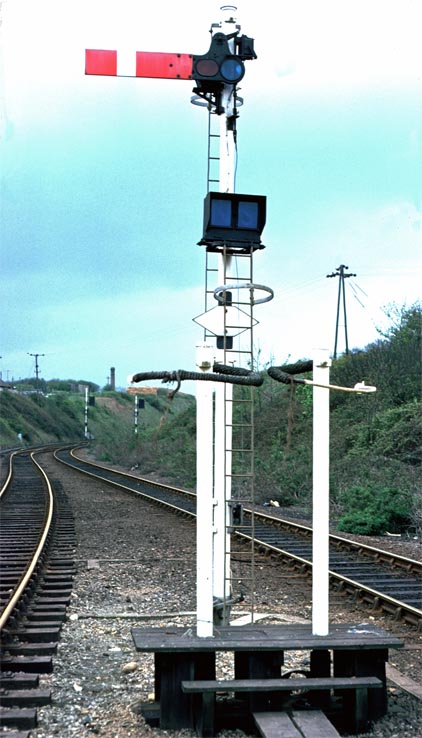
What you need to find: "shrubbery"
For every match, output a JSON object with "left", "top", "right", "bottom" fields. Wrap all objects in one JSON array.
[{"left": 337, "top": 484, "right": 412, "bottom": 535}]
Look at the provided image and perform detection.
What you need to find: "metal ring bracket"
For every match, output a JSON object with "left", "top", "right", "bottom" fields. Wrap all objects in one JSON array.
[
  {"left": 191, "top": 95, "right": 244, "bottom": 108},
  {"left": 214, "top": 282, "right": 274, "bottom": 305}
]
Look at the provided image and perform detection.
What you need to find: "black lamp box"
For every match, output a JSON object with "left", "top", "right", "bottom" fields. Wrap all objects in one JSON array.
[{"left": 199, "top": 192, "right": 266, "bottom": 252}]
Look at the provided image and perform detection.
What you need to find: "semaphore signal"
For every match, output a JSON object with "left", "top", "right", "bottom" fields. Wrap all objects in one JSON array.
[
  {"left": 85, "top": 31, "right": 255, "bottom": 105},
  {"left": 86, "top": 7, "right": 270, "bottom": 637},
  {"left": 83, "top": 12, "right": 392, "bottom": 737},
  {"left": 85, "top": 49, "right": 195, "bottom": 79}
]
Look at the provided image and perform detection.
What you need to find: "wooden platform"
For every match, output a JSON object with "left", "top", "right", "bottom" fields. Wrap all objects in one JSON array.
[
  {"left": 131, "top": 622, "right": 403, "bottom": 736},
  {"left": 254, "top": 710, "right": 341, "bottom": 738},
  {"left": 132, "top": 622, "right": 403, "bottom": 652},
  {"left": 182, "top": 676, "right": 382, "bottom": 736}
]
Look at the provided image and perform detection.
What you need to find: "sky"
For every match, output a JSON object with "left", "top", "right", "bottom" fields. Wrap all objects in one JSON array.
[{"left": 1, "top": 0, "right": 421, "bottom": 391}]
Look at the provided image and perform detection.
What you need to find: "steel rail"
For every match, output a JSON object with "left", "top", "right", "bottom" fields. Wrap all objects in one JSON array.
[
  {"left": 234, "top": 527, "right": 422, "bottom": 628},
  {"left": 62, "top": 448, "right": 420, "bottom": 575},
  {"left": 0, "top": 451, "right": 54, "bottom": 630},
  {"left": 66, "top": 447, "right": 195, "bottom": 499},
  {"left": 0, "top": 443, "right": 80, "bottom": 500},
  {"left": 54, "top": 448, "right": 196, "bottom": 518},
  {"left": 242, "top": 508, "right": 422, "bottom": 575},
  {"left": 0, "top": 448, "right": 20, "bottom": 500},
  {"left": 54, "top": 448, "right": 421, "bottom": 627}
]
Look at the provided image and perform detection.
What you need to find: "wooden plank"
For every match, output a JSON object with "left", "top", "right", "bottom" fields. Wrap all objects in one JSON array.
[
  {"left": 0, "top": 708, "right": 37, "bottom": 729},
  {"left": 7, "top": 627, "right": 61, "bottom": 643},
  {"left": 0, "top": 674, "right": 39, "bottom": 689},
  {"left": 235, "top": 650, "right": 283, "bottom": 711},
  {"left": 0, "top": 689, "right": 51, "bottom": 706},
  {"left": 254, "top": 711, "right": 301, "bottom": 738},
  {"left": 386, "top": 663, "right": 422, "bottom": 699},
  {"left": 159, "top": 652, "right": 195, "bottom": 730},
  {"left": 334, "top": 648, "right": 388, "bottom": 725},
  {"left": 0, "top": 656, "right": 53, "bottom": 674},
  {"left": 5, "top": 642, "right": 58, "bottom": 656},
  {"left": 291, "top": 710, "right": 341, "bottom": 737},
  {"left": 132, "top": 623, "right": 403, "bottom": 653},
  {"left": 182, "top": 676, "right": 382, "bottom": 693}
]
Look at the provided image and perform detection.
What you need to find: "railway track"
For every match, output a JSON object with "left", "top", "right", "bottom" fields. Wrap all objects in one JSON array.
[
  {"left": 0, "top": 448, "right": 75, "bottom": 736},
  {"left": 55, "top": 447, "right": 421, "bottom": 628}
]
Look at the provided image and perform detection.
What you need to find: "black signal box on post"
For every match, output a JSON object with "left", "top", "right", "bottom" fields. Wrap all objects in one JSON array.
[
  {"left": 192, "top": 32, "right": 253, "bottom": 92},
  {"left": 198, "top": 192, "right": 266, "bottom": 252}
]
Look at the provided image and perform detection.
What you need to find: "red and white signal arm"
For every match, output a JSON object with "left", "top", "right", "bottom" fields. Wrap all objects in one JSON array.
[{"left": 85, "top": 49, "right": 194, "bottom": 79}]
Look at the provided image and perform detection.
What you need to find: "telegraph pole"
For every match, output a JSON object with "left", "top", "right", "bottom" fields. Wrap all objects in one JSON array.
[
  {"left": 326, "top": 265, "right": 356, "bottom": 358},
  {"left": 28, "top": 352, "right": 45, "bottom": 395}
]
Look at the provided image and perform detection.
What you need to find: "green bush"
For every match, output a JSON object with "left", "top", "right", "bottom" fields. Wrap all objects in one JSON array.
[
  {"left": 337, "top": 484, "right": 411, "bottom": 535},
  {"left": 338, "top": 511, "right": 388, "bottom": 536}
]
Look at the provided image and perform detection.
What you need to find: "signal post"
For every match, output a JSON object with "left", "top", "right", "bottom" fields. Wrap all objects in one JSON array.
[
  {"left": 86, "top": 8, "right": 403, "bottom": 735},
  {"left": 86, "top": 6, "right": 265, "bottom": 636}
]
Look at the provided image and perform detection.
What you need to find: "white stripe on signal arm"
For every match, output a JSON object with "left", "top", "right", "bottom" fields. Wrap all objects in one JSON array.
[{"left": 116, "top": 49, "right": 136, "bottom": 77}]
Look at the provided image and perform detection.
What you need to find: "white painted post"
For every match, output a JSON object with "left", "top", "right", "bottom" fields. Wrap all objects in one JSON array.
[
  {"left": 212, "top": 9, "right": 237, "bottom": 617},
  {"left": 213, "top": 377, "right": 232, "bottom": 614},
  {"left": 312, "top": 349, "right": 331, "bottom": 636},
  {"left": 196, "top": 343, "right": 215, "bottom": 637},
  {"left": 212, "top": 105, "right": 235, "bottom": 618}
]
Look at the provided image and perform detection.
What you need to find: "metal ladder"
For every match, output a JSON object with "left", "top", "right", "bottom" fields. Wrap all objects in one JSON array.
[
  {"left": 204, "top": 244, "right": 256, "bottom": 622},
  {"left": 220, "top": 248, "right": 256, "bottom": 619},
  {"left": 204, "top": 109, "right": 220, "bottom": 330},
  {"left": 207, "top": 108, "right": 220, "bottom": 192},
  {"left": 203, "top": 109, "right": 257, "bottom": 622}
]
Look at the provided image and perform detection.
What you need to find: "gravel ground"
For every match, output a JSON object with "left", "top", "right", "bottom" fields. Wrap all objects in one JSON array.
[{"left": 30, "top": 454, "right": 422, "bottom": 738}]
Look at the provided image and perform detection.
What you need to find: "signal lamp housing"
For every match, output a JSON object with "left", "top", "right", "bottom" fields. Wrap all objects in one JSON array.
[
  {"left": 198, "top": 192, "right": 267, "bottom": 253},
  {"left": 192, "top": 33, "right": 245, "bottom": 91}
]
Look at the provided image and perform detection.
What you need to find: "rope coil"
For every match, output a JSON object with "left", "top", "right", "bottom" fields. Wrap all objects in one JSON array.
[
  {"left": 130, "top": 363, "right": 263, "bottom": 398},
  {"left": 267, "top": 360, "right": 313, "bottom": 385}
]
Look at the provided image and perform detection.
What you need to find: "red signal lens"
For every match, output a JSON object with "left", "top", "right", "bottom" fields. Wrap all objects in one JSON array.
[{"left": 195, "top": 59, "right": 219, "bottom": 77}]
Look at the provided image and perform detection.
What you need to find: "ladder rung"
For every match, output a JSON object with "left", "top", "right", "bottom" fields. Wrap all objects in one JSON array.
[
  {"left": 226, "top": 495, "right": 255, "bottom": 500},
  {"left": 226, "top": 399, "right": 253, "bottom": 404},
  {"left": 233, "top": 299, "right": 256, "bottom": 305},
  {"left": 226, "top": 473, "right": 253, "bottom": 478},
  {"left": 226, "top": 277, "right": 252, "bottom": 282},
  {"left": 225, "top": 349, "right": 254, "bottom": 355}
]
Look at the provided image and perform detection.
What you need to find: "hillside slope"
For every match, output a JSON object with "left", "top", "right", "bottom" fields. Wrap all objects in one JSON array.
[
  {"left": 0, "top": 387, "right": 194, "bottom": 452},
  {"left": 136, "top": 304, "right": 421, "bottom": 535}
]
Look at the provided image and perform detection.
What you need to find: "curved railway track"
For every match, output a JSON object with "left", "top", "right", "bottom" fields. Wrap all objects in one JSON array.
[
  {"left": 0, "top": 448, "right": 75, "bottom": 735},
  {"left": 55, "top": 447, "right": 421, "bottom": 628}
]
